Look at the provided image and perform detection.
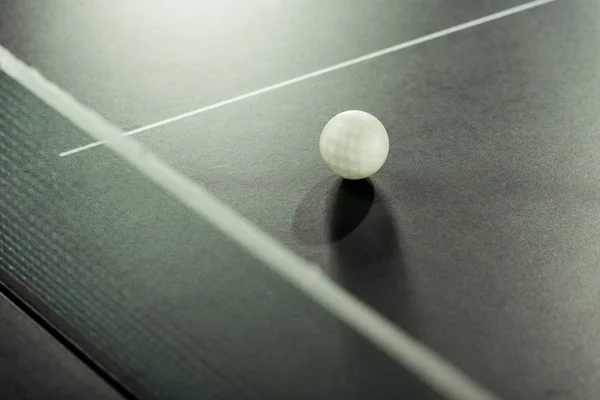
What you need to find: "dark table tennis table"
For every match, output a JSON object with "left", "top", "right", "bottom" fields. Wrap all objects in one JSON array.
[{"left": 1, "top": 1, "right": 600, "bottom": 399}]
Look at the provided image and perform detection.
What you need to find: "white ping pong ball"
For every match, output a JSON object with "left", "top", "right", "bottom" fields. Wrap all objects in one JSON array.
[{"left": 319, "top": 110, "right": 389, "bottom": 180}]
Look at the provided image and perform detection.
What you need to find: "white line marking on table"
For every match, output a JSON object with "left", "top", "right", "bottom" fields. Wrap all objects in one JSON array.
[
  {"left": 58, "top": 0, "right": 557, "bottom": 158},
  {"left": 1, "top": 45, "right": 504, "bottom": 400}
]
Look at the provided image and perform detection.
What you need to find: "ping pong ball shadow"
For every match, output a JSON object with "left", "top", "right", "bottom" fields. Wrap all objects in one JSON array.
[
  {"left": 293, "top": 177, "right": 410, "bottom": 327},
  {"left": 330, "top": 179, "right": 376, "bottom": 241},
  {"left": 292, "top": 177, "right": 375, "bottom": 245}
]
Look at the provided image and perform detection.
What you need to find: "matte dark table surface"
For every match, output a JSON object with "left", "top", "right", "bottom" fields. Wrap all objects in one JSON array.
[
  {"left": 0, "top": 292, "right": 125, "bottom": 400},
  {"left": 1, "top": 1, "right": 600, "bottom": 399}
]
